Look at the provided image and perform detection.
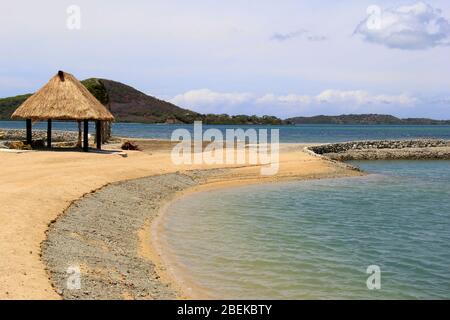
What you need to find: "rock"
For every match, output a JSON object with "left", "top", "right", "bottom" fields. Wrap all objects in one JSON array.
[
  {"left": 121, "top": 141, "right": 141, "bottom": 151},
  {"left": 0, "top": 129, "right": 78, "bottom": 143},
  {"left": 31, "top": 139, "right": 45, "bottom": 149},
  {"left": 309, "top": 139, "right": 449, "bottom": 155},
  {"left": 308, "top": 139, "right": 450, "bottom": 161},
  {"left": 5, "top": 141, "right": 32, "bottom": 150}
]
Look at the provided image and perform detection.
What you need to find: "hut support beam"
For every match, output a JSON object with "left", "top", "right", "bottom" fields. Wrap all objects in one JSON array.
[
  {"left": 96, "top": 120, "right": 102, "bottom": 150},
  {"left": 26, "top": 119, "right": 32, "bottom": 145},
  {"left": 83, "top": 120, "right": 89, "bottom": 152},
  {"left": 47, "top": 120, "right": 52, "bottom": 148}
]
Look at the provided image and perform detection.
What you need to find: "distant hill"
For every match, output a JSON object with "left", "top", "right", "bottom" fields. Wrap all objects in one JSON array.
[
  {"left": 286, "top": 114, "right": 450, "bottom": 125},
  {"left": 0, "top": 94, "right": 32, "bottom": 120},
  {"left": 88, "top": 78, "right": 201, "bottom": 123},
  {"left": 0, "top": 78, "right": 282, "bottom": 125},
  {"left": 2, "top": 82, "right": 447, "bottom": 125}
]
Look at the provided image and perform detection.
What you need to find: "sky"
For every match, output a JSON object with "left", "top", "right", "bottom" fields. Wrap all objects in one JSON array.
[{"left": 1, "top": 0, "right": 450, "bottom": 119}]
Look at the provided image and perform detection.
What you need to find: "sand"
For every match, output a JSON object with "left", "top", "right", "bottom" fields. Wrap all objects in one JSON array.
[{"left": 0, "top": 141, "right": 361, "bottom": 300}]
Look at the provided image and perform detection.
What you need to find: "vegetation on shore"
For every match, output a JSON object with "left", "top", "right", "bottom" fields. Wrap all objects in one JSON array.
[
  {"left": 286, "top": 114, "right": 450, "bottom": 125},
  {"left": 81, "top": 78, "right": 110, "bottom": 105},
  {"left": 0, "top": 94, "right": 32, "bottom": 120}
]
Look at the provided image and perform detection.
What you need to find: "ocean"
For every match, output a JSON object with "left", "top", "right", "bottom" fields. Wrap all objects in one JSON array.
[
  {"left": 1, "top": 121, "right": 449, "bottom": 143},
  {"left": 2, "top": 120, "right": 450, "bottom": 299},
  {"left": 161, "top": 161, "right": 450, "bottom": 299}
]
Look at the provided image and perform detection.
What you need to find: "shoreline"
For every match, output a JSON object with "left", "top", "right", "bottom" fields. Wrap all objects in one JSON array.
[
  {"left": 147, "top": 174, "right": 369, "bottom": 299},
  {"left": 40, "top": 146, "right": 362, "bottom": 299},
  {"left": 44, "top": 169, "right": 362, "bottom": 300},
  {"left": 32, "top": 139, "right": 450, "bottom": 299},
  {"left": 42, "top": 171, "right": 223, "bottom": 299},
  {"left": 4, "top": 139, "right": 308, "bottom": 299},
  {"left": 3, "top": 137, "right": 448, "bottom": 299}
]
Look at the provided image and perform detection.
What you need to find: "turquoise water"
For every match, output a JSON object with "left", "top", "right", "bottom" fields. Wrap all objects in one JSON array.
[
  {"left": 161, "top": 161, "right": 450, "bottom": 299},
  {"left": 1, "top": 121, "right": 449, "bottom": 143}
]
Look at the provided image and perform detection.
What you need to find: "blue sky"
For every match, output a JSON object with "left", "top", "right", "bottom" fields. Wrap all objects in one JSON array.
[{"left": 1, "top": 0, "right": 450, "bottom": 119}]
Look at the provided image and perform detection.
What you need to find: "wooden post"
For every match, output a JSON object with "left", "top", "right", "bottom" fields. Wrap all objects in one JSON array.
[
  {"left": 96, "top": 120, "right": 102, "bottom": 150},
  {"left": 101, "top": 121, "right": 112, "bottom": 143},
  {"left": 77, "top": 121, "right": 82, "bottom": 148},
  {"left": 26, "top": 119, "right": 32, "bottom": 145},
  {"left": 83, "top": 120, "right": 89, "bottom": 152},
  {"left": 47, "top": 119, "right": 52, "bottom": 148},
  {"left": 102, "top": 102, "right": 112, "bottom": 143}
]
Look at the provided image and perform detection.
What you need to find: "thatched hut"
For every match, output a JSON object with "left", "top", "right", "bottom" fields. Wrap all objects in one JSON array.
[{"left": 11, "top": 71, "right": 114, "bottom": 151}]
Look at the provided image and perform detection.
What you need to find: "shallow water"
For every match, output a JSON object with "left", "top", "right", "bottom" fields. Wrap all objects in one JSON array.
[
  {"left": 161, "top": 161, "right": 450, "bottom": 299},
  {"left": 1, "top": 121, "right": 449, "bottom": 143}
]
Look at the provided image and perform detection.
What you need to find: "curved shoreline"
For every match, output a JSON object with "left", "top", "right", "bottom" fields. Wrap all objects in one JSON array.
[
  {"left": 4, "top": 138, "right": 447, "bottom": 299},
  {"left": 38, "top": 139, "right": 450, "bottom": 299},
  {"left": 42, "top": 163, "right": 361, "bottom": 299},
  {"left": 148, "top": 175, "right": 369, "bottom": 300},
  {"left": 41, "top": 170, "right": 228, "bottom": 299}
]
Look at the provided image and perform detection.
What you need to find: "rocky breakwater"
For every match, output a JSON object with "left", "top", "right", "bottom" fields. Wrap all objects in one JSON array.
[
  {"left": 0, "top": 129, "right": 79, "bottom": 149},
  {"left": 307, "top": 139, "right": 450, "bottom": 161}
]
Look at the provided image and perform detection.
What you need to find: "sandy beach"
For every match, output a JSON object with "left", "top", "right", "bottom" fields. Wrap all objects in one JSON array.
[
  {"left": 2, "top": 0, "right": 450, "bottom": 302},
  {"left": 0, "top": 140, "right": 361, "bottom": 299}
]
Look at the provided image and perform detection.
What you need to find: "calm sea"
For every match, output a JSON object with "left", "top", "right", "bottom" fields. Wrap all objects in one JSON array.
[
  {"left": 161, "top": 161, "right": 450, "bottom": 299},
  {"left": 3, "top": 120, "right": 449, "bottom": 298},
  {"left": 1, "top": 121, "right": 449, "bottom": 143}
]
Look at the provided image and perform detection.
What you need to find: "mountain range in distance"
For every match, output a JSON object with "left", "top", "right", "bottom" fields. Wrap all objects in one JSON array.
[{"left": 0, "top": 78, "right": 448, "bottom": 125}]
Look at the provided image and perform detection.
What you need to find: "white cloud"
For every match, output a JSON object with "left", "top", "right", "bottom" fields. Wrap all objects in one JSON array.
[
  {"left": 256, "top": 93, "right": 312, "bottom": 105},
  {"left": 316, "top": 90, "right": 417, "bottom": 105},
  {"left": 271, "top": 29, "right": 327, "bottom": 42},
  {"left": 354, "top": 2, "right": 450, "bottom": 49},
  {"left": 171, "top": 89, "right": 418, "bottom": 110},
  {"left": 170, "top": 89, "right": 253, "bottom": 108}
]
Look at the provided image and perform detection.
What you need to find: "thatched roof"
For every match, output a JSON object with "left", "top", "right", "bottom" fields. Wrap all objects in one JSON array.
[{"left": 11, "top": 71, "right": 114, "bottom": 121}]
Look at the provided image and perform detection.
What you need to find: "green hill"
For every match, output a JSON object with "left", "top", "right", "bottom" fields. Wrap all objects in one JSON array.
[
  {"left": 0, "top": 94, "right": 32, "bottom": 120},
  {"left": 86, "top": 78, "right": 201, "bottom": 123}
]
